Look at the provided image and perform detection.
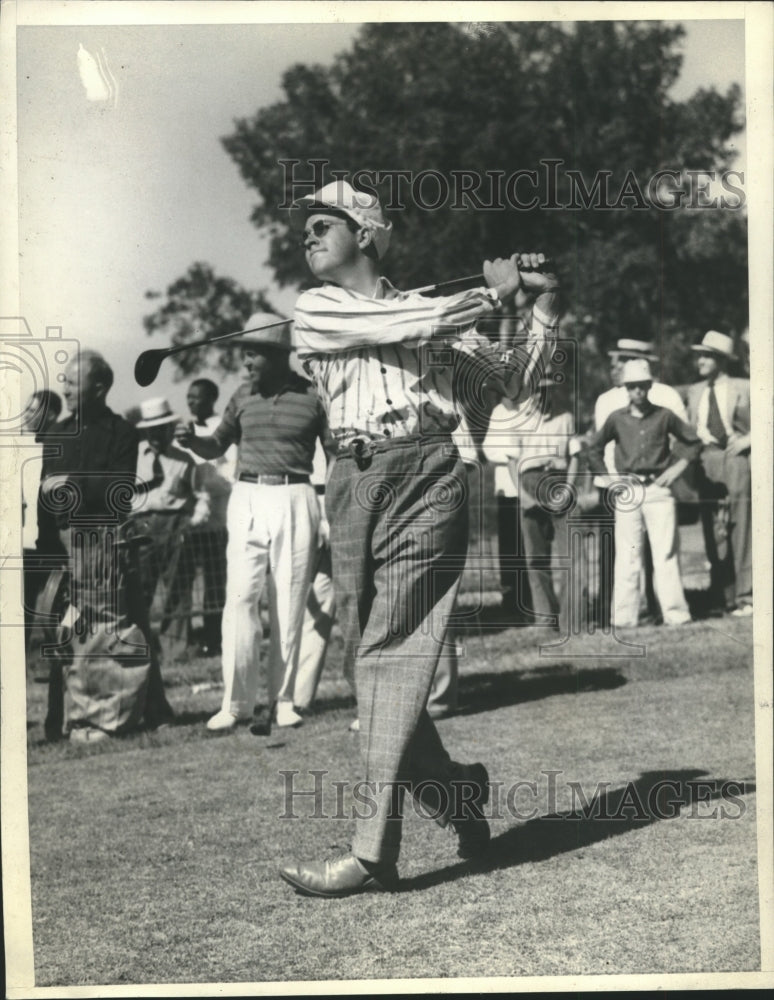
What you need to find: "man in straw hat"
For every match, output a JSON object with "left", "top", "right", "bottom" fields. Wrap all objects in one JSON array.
[
  {"left": 586, "top": 358, "right": 701, "bottom": 629},
  {"left": 175, "top": 313, "right": 331, "bottom": 733},
  {"left": 130, "top": 396, "right": 205, "bottom": 652},
  {"left": 278, "top": 177, "right": 560, "bottom": 897},
  {"left": 686, "top": 330, "right": 752, "bottom": 617}
]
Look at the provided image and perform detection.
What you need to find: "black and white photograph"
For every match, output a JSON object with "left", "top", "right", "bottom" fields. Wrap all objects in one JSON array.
[{"left": 1, "top": 1, "right": 772, "bottom": 994}]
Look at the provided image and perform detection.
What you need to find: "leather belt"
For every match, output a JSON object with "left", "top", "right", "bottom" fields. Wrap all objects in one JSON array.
[{"left": 238, "top": 473, "right": 310, "bottom": 485}]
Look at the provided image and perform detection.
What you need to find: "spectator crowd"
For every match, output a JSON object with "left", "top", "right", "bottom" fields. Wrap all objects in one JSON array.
[{"left": 20, "top": 196, "right": 753, "bottom": 750}]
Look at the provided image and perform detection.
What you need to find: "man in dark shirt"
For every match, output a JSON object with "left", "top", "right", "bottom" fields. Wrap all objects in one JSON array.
[
  {"left": 44, "top": 352, "right": 138, "bottom": 537},
  {"left": 587, "top": 359, "right": 701, "bottom": 628},
  {"left": 40, "top": 350, "right": 173, "bottom": 738},
  {"left": 175, "top": 313, "right": 330, "bottom": 734}
]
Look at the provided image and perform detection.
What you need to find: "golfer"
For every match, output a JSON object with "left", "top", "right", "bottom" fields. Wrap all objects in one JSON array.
[{"left": 279, "top": 179, "right": 561, "bottom": 897}]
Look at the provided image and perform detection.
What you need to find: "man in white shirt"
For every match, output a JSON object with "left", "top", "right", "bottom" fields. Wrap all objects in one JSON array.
[
  {"left": 130, "top": 397, "right": 206, "bottom": 637},
  {"left": 686, "top": 331, "right": 752, "bottom": 616},
  {"left": 503, "top": 377, "right": 576, "bottom": 633},
  {"left": 482, "top": 397, "right": 531, "bottom": 619}
]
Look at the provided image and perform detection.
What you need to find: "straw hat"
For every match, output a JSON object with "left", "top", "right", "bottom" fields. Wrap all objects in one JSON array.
[
  {"left": 607, "top": 338, "right": 659, "bottom": 362},
  {"left": 136, "top": 397, "right": 179, "bottom": 428},
  {"left": 690, "top": 330, "right": 737, "bottom": 360}
]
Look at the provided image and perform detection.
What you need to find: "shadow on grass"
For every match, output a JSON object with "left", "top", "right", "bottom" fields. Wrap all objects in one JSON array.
[
  {"left": 172, "top": 709, "right": 221, "bottom": 727},
  {"left": 399, "top": 768, "right": 756, "bottom": 893},
  {"left": 306, "top": 665, "right": 624, "bottom": 722},
  {"left": 454, "top": 663, "right": 626, "bottom": 716},
  {"left": 685, "top": 589, "right": 730, "bottom": 621}
]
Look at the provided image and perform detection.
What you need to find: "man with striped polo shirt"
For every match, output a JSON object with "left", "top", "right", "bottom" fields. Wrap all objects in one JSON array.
[
  {"left": 175, "top": 315, "right": 329, "bottom": 733},
  {"left": 278, "top": 179, "right": 560, "bottom": 897}
]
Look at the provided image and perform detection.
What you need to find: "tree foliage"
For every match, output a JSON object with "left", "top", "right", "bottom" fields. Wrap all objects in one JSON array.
[
  {"left": 148, "top": 22, "right": 748, "bottom": 404},
  {"left": 143, "top": 263, "right": 276, "bottom": 378}
]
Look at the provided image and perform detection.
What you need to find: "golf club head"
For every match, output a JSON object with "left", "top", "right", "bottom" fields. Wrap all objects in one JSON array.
[{"left": 134, "top": 349, "right": 166, "bottom": 387}]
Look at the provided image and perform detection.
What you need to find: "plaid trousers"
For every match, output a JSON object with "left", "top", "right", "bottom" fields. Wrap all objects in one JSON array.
[{"left": 327, "top": 435, "right": 469, "bottom": 863}]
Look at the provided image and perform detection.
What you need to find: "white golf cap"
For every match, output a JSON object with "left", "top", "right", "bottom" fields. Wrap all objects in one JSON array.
[
  {"left": 289, "top": 179, "right": 393, "bottom": 259},
  {"left": 621, "top": 359, "right": 653, "bottom": 384}
]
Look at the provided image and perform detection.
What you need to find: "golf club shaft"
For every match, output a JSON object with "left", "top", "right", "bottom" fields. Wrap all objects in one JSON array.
[
  {"left": 409, "top": 257, "right": 553, "bottom": 296},
  {"left": 165, "top": 317, "right": 291, "bottom": 357},
  {"left": 408, "top": 273, "right": 484, "bottom": 295}
]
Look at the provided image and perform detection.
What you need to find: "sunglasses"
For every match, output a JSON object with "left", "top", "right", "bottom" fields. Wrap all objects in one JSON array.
[{"left": 299, "top": 219, "right": 350, "bottom": 247}]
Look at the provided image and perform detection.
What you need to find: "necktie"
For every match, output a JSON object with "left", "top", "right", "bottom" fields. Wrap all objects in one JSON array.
[
  {"left": 706, "top": 382, "right": 727, "bottom": 449},
  {"left": 150, "top": 450, "right": 165, "bottom": 489}
]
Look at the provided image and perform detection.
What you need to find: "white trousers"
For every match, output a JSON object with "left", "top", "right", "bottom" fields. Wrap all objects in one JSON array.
[
  {"left": 275, "top": 542, "right": 336, "bottom": 709},
  {"left": 613, "top": 482, "right": 690, "bottom": 628},
  {"left": 220, "top": 482, "right": 319, "bottom": 715}
]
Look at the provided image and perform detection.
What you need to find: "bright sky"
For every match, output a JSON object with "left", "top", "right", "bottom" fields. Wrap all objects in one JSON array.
[{"left": 14, "top": 16, "right": 747, "bottom": 417}]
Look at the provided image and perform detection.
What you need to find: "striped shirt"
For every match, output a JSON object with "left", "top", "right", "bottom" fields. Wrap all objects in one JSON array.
[
  {"left": 294, "top": 278, "right": 559, "bottom": 446},
  {"left": 211, "top": 375, "right": 328, "bottom": 477}
]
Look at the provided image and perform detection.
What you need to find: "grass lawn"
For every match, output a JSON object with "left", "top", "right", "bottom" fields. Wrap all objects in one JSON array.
[{"left": 24, "top": 607, "right": 759, "bottom": 987}]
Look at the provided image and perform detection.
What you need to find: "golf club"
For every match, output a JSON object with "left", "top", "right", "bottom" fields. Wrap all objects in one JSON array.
[
  {"left": 133, "top": 318, "right": 291, "bottom": 387},
  {"left": 134, "top": 258, "right": 554, "bottom": 386}
]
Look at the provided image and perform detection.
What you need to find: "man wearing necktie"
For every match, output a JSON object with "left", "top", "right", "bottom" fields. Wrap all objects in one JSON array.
[{"left": 686, "top": 331, "right": 752, "bottom": 617}]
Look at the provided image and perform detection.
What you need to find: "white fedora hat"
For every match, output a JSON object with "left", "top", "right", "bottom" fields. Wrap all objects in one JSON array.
[
  {"left": 137, "top": 397, "right": 179, "bottom": 428},
  {"left": 691, "top": 330, "right": 737, "bottom": 360}
]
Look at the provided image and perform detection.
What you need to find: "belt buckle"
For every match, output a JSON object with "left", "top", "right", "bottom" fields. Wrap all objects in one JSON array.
[{"left": 347, "top": 436, "right": 375, "bottom": 469}]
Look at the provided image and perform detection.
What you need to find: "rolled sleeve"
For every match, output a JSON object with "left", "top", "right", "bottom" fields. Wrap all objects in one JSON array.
[{"left": 294, "top": 285, "right": 498, "bottom": 356}]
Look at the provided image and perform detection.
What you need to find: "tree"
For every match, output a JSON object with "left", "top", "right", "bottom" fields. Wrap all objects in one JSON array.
[
  {"left": 220, "top": 21, "right": 747, "bottom": 415},
  {"left": 148, "top": 22, "right": 748, "bottom": 409},
  {"left": 143, "top": 262, "right": 277, "bottom": 379}
]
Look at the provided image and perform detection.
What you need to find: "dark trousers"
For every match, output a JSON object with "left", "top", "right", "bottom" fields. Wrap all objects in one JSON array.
[
  {"left": 520, "top": 504, "right": 569, "bottom": 632},
  {"left": 327, "top": 436, "right": 471, "bottom": 864},
  {"left": 699, "top": 447, "right": 752, "bottom": 609},
  {"left": 496, "top": 496, "right": 531, "bottom": 616},
  {"left": 171, "top": 529, "right": 227, "bottom": 650}
]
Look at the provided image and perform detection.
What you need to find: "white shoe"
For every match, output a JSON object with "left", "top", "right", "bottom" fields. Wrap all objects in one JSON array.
[
  {"left": 348, "top": 718, "right": 360, "bottom": 733},
  {"left": 275, "top": 702, "right": 304, "bottom": 728},
  {"left": 70, "top": 727, "right": 109, "bottom": 743},
  {"left": 206, "top": 709, "right": 243, "bottom": 732},
  {"left": 731, "top": 604, "right": 753, "bottom": 617}
]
